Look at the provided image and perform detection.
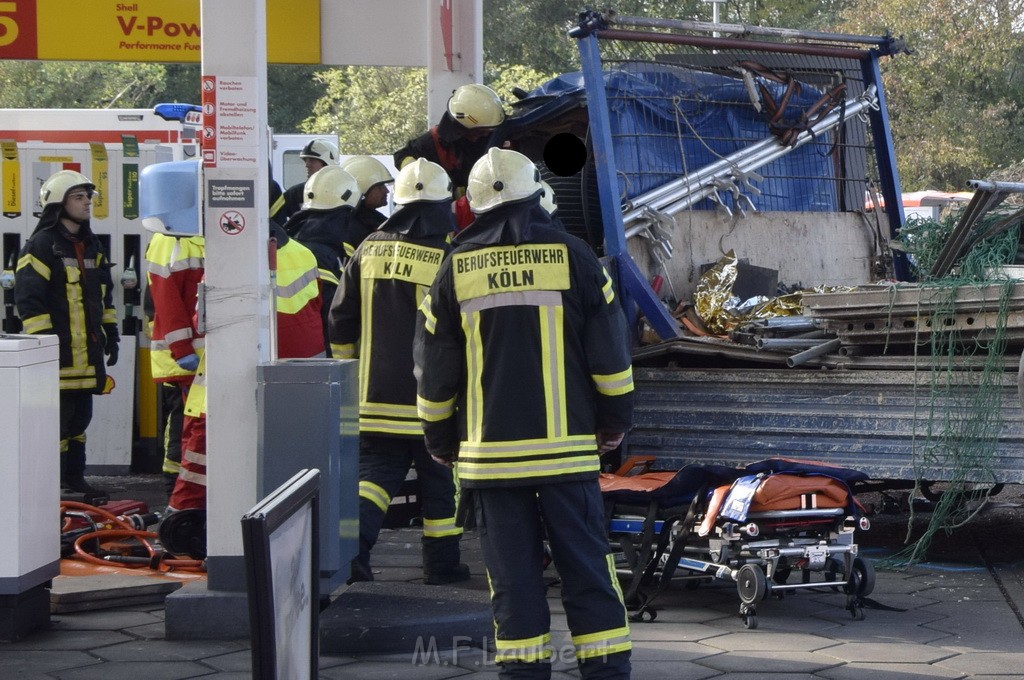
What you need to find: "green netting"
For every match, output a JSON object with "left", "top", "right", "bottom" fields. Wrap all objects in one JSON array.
[{"left": 879, "top": 212, "right": 1020, "bottom": 568}]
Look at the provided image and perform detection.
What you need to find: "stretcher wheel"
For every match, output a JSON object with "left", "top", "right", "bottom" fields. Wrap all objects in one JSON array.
[
  {"left": 743, "top": 612, "right": 758, "bottom": 629},
  {"left": 845, "top": 557, "right": 876, "bottom": 597},
  {"left": 737, "top": 564, "right": 767, "bottom": 605},
  {"left": 849, "top": 605, "right": 865, "bottom": 621}
]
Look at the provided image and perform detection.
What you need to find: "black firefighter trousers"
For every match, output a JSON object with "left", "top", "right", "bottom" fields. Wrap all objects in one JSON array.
[
  {"left": 475, "top": 479, "right": 632, "bottom": 680},
  {"left": 60, "top": 391, "right": 93, "bottom": 479},
  {"left": 353, "top": 434, "right": 462, "bottom": 578}
]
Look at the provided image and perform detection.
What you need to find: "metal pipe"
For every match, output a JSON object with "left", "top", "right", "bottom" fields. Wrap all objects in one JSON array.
[
  {"left": 791, "top": 329, "right": 828, "bottom": 340},
  {"left": 650, "top": 90, "right": 876, "bottom": 222},
  {"left": 759, "top": 316, "right": 821, "bottom": 330},
  {"left": 756, "top": 337, "right": 834, "bottom": 350},
  {"left": 786, "top": 338, "right": 842, "bottom": 367},
  {"left": 594, "top": 28, "right": 873, "bottom": 60},
  {"left": 966, "top": 179, "right": 1024, "bottom": 194},
  {"left": 623, "top": 87, "right": 876, "bottom": 237},
  {"left": 607, "top": 15, "right": 903, "bottom": 50},
  {"left": 621, "top": 87, "right": 875, "bottom": 224},
  {"left": 770, "top": 580, "right": 849, "bottom": 591}
]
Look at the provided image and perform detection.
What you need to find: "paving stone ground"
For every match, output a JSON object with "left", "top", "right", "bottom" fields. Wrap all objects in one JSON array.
[{"left": 5, "top": 474, "right": 1024, "bottom": 679}]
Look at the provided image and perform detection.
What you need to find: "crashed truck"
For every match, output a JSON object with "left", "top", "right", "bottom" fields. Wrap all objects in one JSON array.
[{"left": 496, "top": 10, "right": 1024, "bottom": 495}]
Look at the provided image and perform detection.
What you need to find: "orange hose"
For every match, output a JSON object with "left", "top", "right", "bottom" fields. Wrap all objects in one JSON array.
[{"left": 62, "top": 501, "right": 205, "bottom": 573}]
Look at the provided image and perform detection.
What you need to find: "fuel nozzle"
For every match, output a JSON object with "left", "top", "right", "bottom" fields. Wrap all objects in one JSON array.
[
  {"left": 120, "top": 255, "right": 138, "bottom": 290},
  {"left": 0, "top": 252, "right": 15, "bottom": 291}
]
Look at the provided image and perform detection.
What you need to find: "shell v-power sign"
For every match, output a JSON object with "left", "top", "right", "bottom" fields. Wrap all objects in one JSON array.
[{"left": 0, "top": 0, "right": 319, "bottom": 64}]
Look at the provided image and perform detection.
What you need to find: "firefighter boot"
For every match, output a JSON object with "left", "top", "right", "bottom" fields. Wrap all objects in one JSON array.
[
  {"left": 422, "top": 535, "right": 470, "bottom": 585},
  {"left": 347, "top": 557, "right": 374, "bottom": 584},
  {"left": 347, "top": 538, "right": 374, "bottom": 584},
  {"left": 61, "top": 440, "right": 109, "bottom": 500}
]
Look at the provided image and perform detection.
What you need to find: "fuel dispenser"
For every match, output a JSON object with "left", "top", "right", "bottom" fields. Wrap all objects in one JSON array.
[{"left": 2, "top": 234, "right": 20, "bottom": 334}]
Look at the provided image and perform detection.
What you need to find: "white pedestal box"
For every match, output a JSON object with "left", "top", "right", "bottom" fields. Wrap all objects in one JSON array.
[{"left": 0, "top": 334, "right": 60, "bottom": 639}]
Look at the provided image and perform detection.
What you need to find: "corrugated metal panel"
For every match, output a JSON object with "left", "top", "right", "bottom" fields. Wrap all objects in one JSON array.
[{"left": 629, "top": 367, "right": 1024, "bottom": 483}]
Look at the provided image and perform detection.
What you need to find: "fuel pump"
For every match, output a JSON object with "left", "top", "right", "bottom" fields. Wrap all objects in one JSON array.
[
  {"left": 2, "top": 235, "right": 20, "bottom": 333},
  {"left": 120, "top": 248, "right": 142, "bottom": 337}
]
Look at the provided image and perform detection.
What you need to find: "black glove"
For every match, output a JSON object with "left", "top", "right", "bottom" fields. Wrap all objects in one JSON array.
[{"left": 103, "top": 324, "right": 120, "bottom": 367}]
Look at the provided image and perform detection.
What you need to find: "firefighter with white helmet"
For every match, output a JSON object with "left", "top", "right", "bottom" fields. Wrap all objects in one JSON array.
[
  {"left": 282, "top": 165, "right": 361, "bottom": 354},
  {"left": 15, "top": 169, "right": 120, "bottom": 498},
  {"left": 329, "top": 158, "right": 468, "bottom": 584},
  {"left": 340, "top": 155, "right": 395, "bottom": 242},
  {"left": 394, "top": 83, "right": 506, "bottom": 195},
  {"left": 416, "top": 148, "right": 635, "bottom": 678},
  {"left": 539, "top": 179, "right": 566, "bottom": 231},
  {"left": 280, "top": 137, "right": 340, "bottom": 222}
]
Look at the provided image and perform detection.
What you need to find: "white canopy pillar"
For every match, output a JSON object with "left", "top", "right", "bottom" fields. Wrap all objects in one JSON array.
[
  {"left": 427, "top": 0, "right": 484, "bottom": 125},
  {"left": 200, "top": 0, "right": 272, "bottom": 589}
]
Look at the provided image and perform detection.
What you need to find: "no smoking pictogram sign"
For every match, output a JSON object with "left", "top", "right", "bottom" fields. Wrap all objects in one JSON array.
[{"left": 219, "top": 210, "right": 245, "bottom": 235}]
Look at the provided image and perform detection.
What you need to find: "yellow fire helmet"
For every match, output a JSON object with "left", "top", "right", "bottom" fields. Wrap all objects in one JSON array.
[{"left": 447, "top": 83, "right": 506, "bottom": 129}]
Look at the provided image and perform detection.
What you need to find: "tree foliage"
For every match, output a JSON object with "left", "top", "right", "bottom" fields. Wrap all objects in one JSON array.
[
  {"left": 0, "top": 61, "right": 166, "bottom": 108},
  {"left": 838, "top": 0, "right": 1024, "bottom": 191},
  {"left": 302, "top": 67, "right": 426, "bottom": 155},
  {"left": 302, "top": 63, "right": 558, "bottom": 156},
  {"left": 4, "top": 1, "right": 1024, "bottom": 192}
]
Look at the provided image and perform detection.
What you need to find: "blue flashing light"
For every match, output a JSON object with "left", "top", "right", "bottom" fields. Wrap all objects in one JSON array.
[{"left": 154, "top": 103, "right": 202, "bottom": 124}]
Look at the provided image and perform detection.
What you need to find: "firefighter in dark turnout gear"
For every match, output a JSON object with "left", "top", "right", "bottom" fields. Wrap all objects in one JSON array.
[
  {"left": 280, "top": 138, "right": 338, "bottom": 223},
  {"left": 340, "top": 155, "right": 395, "bottom": 243},
  {"left": 15, "top": 170, "right": 120, "bottom": 497},
  {"left": 283, "top": 165, "right": 361, "bottom": 355},
  {"left": 415, "top": 149, "right": 634, "bottom": 679},
  {"left": 328, "top": 158, "right": 468, "bottom": 585},
  {"left": 394, "top": 83, "right": 505, "bottom": 195}
]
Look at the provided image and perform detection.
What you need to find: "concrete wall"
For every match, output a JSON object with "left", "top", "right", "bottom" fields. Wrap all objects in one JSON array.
[{"left": 627, "top": 210, "right": 885, "bottom": 303}]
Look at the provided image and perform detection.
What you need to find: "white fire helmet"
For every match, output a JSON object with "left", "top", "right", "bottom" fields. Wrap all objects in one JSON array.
[
  {"left": 467, "top": 148, "right": 542, "bottom": 214},
  {"left": 302, "top": 166, "right": 359, "bottom": 211},
  {"left": 393, "top": 159, "right": 453, "bottom": 205}
]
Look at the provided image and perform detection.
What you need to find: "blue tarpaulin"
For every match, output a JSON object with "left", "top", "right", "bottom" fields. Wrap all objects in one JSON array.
[{"left": 528, "top": 65, "right": 839, "bottom": 212}]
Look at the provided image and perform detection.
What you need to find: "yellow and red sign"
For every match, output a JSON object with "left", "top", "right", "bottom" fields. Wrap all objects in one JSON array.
[{"left": 0, "top": 0, "right": 320, "bottom": 64}]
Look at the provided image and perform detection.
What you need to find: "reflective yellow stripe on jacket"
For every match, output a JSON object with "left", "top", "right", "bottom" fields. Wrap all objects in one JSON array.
[
  {"left": 183, "top": 354, "right": 207, "bottom": 418},
  {"left": 275, "top": 240, "right": 320, "bottom": 315}
]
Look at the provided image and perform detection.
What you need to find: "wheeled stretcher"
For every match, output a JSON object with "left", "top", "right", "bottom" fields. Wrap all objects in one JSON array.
[{"left": 601, "top": 455, "right": 874, "bottom": 629}]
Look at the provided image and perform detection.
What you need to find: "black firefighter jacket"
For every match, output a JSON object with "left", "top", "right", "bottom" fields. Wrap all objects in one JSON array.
[
  {"left": 329, "top": 201, "right": 455, "bottom": 438},
  {"left": 15, "top": 205, "right": 119, "bottom": 393},
  {"left": 414, "top": 199, "right": 635, "bottom": 488},
  {"left": 284, "top": 204, "right": 362, "bottom": 288}
]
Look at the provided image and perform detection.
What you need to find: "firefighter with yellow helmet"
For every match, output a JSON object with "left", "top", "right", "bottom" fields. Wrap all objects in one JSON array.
[
  {"left": 329, "top": 158, "right": 468, "bottom": 584},
  {"left": 394, "top": 83, "right": 506, "bottom": 195},
  {"left": 15, "top": 170, "right": 120, "bottom": 498},
  {"left": 415, "top": 149, "right": 634, "bottom": 678}
]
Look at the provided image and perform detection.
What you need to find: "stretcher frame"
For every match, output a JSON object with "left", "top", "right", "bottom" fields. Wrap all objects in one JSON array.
[{"left": 603, "top": 456, "right": 875, "bottom": 628}]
